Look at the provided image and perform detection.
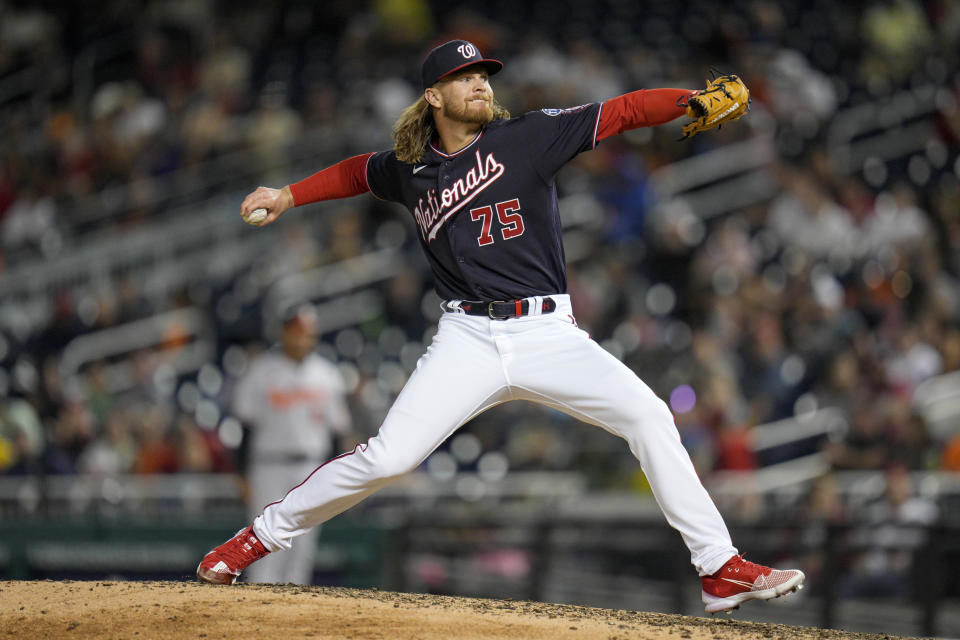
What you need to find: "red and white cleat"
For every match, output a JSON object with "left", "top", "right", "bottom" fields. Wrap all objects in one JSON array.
[
  {"left": 701, "top": 555, "right": 805, "bottom": 614},
  {"left": 196, "top": 525, "right": 270, "bottom": 585}
]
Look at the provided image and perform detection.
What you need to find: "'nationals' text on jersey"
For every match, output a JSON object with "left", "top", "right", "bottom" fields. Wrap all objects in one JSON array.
[{"left": 366, "top": 103, "right": 602, "bottom": 301}]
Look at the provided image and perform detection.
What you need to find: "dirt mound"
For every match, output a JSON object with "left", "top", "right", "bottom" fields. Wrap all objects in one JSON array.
[{"left": 0, "top": 581, "right": 911, "bottom": 640}]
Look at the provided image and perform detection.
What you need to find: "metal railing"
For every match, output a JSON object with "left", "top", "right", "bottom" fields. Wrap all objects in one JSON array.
[
  {"left": 261, "top": 248, "right": 408, "bottom": 337},
  {"left": 57, "top": 306, "right": 216, "bottom": 395},
  {"left": 826, "top": 83, "right": 945, "bottom": 175}
]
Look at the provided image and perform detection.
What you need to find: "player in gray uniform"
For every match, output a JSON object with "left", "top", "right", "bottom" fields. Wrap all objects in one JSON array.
[
  {"left": 232, "top": 305, "right": 353, "bottom": 584},
  {"left": 198, "top": 40, "right": 805, "bottom": 614}
]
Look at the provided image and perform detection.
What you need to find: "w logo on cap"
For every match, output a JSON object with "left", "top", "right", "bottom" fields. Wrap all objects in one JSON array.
[{"left": 421, "top": 39, "right": 503, "bottom": 89}]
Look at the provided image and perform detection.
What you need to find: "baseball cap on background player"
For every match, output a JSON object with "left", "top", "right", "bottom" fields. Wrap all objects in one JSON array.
[
  {"left": 281, "top": 303, "right": 318, "bottom": 331},
  {"left": 279, "top": 303, "right": 318, "bottom": 361},
  {"left": 421, "top": 39, "right": 503, "bottom": 89}
]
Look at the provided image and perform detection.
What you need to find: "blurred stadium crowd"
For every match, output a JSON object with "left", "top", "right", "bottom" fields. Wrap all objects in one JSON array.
[{"left": 0, "top": 0, "right": 959, "bottom": 527}]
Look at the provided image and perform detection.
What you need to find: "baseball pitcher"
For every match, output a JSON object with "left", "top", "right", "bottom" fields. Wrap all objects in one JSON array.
[{"left": 198, "top": 40, "right": 801, "bottom": 614}]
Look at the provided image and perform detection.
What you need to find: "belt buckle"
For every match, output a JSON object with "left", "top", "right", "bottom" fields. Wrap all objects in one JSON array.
[{"left": 487, "top": 300, "right": 510, "bottom": 320}]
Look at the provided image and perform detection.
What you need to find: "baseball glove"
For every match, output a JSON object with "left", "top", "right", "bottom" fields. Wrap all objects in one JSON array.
[{"left": 680, "top": 73, "right": 750, "bottom": 140}]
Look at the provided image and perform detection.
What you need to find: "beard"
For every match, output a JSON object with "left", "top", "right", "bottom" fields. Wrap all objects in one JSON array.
[{"left": 443, "top": 98, "right": 494, "bottom": 125}]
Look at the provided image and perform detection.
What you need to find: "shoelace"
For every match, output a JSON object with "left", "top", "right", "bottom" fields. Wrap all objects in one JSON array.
[
  {"left": 218, "top": 532, "right": 268, "bottom": 570},
  {"left": 722, "top": 554, "right": 766, "bottom": 577}
]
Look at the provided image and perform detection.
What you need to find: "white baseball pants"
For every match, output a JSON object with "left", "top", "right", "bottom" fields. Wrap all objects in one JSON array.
[{"left": 253, "top": 294, "right": 737, "bottom": 576}]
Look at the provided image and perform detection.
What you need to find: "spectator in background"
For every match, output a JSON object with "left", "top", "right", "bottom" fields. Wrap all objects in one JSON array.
[
  {"left": 768, "top": 167, "right": 858, "bottom": 261},
  {"left": 841, "top": 464, "right": 938, "bottom": 599},
  {"left": 247, "top": 82, "right": 303, "bottom": 182},
  {"left": 44, "top": 399, "right": 95, "bottom": 474},
  {"left": 826, "top": 407, "right": 892, "bottom": 471},
  {"left": 860, "top": 0, "right": 932, "bottom": 89},
  {"left": 231, "top": 304, "right": 354, "bottom": 584},
  {"left": 797, "top": 472, "right": 847, "bottom": 596},
  {"left": 78, "top": 406, "right": 136, "bottom": 476},
  {"left": 0, "top": 397, "right": 45, "bottom": 474},
  {"left": 133, "top": 405, "right": 178, "bottom": 474},
  {"left": 942, "top": 430, "right": 960, "bottom": 471}
]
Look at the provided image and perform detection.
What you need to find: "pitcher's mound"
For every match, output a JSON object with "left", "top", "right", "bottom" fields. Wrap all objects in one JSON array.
[{"left": 0, "top": 580, "right": 908, "bottom": 639}]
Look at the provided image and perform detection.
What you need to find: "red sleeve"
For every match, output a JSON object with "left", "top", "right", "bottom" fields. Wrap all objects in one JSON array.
[
  {"left": 596, "top": 88, "right": 695, "bottom": 141},
  {"left": 288, "top": 153, "right": 374, "bottom": 206}
]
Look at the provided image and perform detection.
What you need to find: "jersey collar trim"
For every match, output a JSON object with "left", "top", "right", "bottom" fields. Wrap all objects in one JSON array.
[{"left": 429, "top": 128, "right": 485, "bottom": 158}]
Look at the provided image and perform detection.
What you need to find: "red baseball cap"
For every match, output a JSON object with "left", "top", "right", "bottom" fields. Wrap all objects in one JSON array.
[{"left": 421, "top": 40, "right": 503, "bottom": 89}]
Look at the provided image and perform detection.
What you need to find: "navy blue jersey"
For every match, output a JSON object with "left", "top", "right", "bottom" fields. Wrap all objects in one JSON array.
[{"left": 366, "top": 103, "right": 603, "bottom": 301}]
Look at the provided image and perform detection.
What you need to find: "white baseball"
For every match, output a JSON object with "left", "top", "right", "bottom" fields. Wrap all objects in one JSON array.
[{"left": 244, "top": 208, "right": 268, "bottom": 225}]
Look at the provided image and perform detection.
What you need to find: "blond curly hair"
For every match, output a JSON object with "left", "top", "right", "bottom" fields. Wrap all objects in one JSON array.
[{"left": 392, "top": 95, "right": 510, "bottom": 164}]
